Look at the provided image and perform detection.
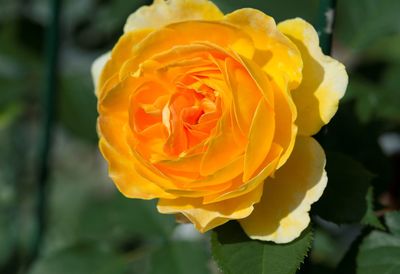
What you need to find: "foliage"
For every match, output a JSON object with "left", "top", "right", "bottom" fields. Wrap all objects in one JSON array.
[
  {"left": 211, "top": 222, "right": 312, "bottom": 274},
  {"left": 314, "top": 152, "right": 382, "bottom": 228},
  {"left": 357, "top": 211, "right": 400, "bottom": 274}
]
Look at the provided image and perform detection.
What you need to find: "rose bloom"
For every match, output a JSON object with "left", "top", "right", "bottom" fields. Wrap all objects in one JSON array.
[{"left": 92, "top": 0, "right": 347, "bottom": 243}]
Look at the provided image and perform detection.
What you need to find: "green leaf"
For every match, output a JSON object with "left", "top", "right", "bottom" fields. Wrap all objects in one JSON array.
[
  {"left": 357, "top": 229, "right": 400, "bottom": 274},
  {"left": 385, "top": 211, "right": 400, "bottom": 236},
  {"left": 211, "top": 221, "right": 312, "bottom": 274},
  {"left": 361, "top": 188, "right": 384, "bottom": 229},
  {"left": 150, "top": 241, "right": 210, "bottom": 274},
  {"left": 336, "top": 0, "right": 400, "bottom": 50},
  {"left": 356, "top": 211, "right": 400, "bottom": 274},
  {"left": 314, "top": 152, "right": 381, "bottom": 227},
  {"left": 28, "top": 244, "right": 126, "bottom": 274},
  {"left": 317, "top": 104, "right": 392, "bottom": 202}
]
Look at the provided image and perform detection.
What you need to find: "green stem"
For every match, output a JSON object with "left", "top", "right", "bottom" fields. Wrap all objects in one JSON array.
[{"left": 317, "top": 0, "right": 338, "bottom": 55}]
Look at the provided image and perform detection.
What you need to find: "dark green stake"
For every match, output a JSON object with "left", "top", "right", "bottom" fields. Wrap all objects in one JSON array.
[
  {"left": 317, "top": 0, "right": 338, "bottom": 55},
  {"left": 27, "top": 0, "right": 62, "bottom": 268}
]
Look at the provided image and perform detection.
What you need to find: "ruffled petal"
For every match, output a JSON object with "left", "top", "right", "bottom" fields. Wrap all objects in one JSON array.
[
  {"left": 203, "top": 143, "right": 282, "bottom": 204},
  {"left": 99, "top": 138, "right": 173, "bottom": 199},
  {"left": 98, "top": 114, "right": 177, "bottom": 194},
  {"left": 97, "top": 29, "right": 153, "bottom": 98},
  {"left": 124, "top": 0, "right": 224, "bottom": 33},
  {"left": 157, "top": 183, "right": 263, "bottom": 232},
  {"left": 271, "top": 81, "right": 297, "bottom": 168},
  {"left": 243, "top": 98, "right": 275, "bottom": 181},
  {"left": 199, "top": 109, "right": 245, "bottom": 177},
  {"left": 119, "top": 21, "right": 255, "bottom": 82},
  {"left": 224, "top": 57, "right": 262, "bottom": 136},
  {"left": 224, "top": 8, "right": 303, "bottom": 91},
  {"left": 239, "top": 136, "right": 327, "bottom": 243},
  {"left": 278, "top": 18, "right": 348, "bottom": 136},
  {"left": 234, "top": 54, "right": 297, "bottom": 169}
]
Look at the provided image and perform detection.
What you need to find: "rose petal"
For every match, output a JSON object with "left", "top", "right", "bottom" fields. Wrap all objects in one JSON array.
[
  {"left": 99, "top": 115, "right": 177, "bottom": 191},
  {"left": 203, "top": 143, "right": 282, "bottom": 204},
  {"left": 278, "top": 18, "right": 348, "bottom": 136},
  {"left": 224, "top": 8, "right": 303, "bottom": 91},
  {"left": 243, "top": 98, "right": 275, "bottom": 181},
  {"left": 98, "top": 29, "right": 152, "bottom": 98},
  {"left": 99, "top": 137, "right": 174, "bottom": 199},
  {"left": 119, "top": 22, "right": 256, "bottom": 81},
  {"left": 199, "top": 109, "right": 245, "bottom": 176},
  {"left": 224, "top": 57, "right": 262, "bottom": 136},
  {"left": 157, "top": 182, "right": 263, "bottom": 232},
  {"left": 239, "top": 136, "right": 327, "bottom": 243},
  {"left": 124, "top": 0, "right": 224, "bottom": 33},
  {"left": 234, "top": 54, "right": 297, "bottom": 169},
  {"left": 92, "top": 51, "right": 110, "bottom": 95},
  {"left": 272, "top": 81, "right": 298, "bottom": 168}
]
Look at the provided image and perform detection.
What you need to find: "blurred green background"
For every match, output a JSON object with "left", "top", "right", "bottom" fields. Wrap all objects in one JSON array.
[{"left": 0, "top": 0, "right": 399, "bottom": 273}]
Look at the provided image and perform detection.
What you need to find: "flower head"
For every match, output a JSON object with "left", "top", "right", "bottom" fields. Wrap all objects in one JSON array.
[{"left": 92, "top": 0, "right": 348, "bottom": 243}]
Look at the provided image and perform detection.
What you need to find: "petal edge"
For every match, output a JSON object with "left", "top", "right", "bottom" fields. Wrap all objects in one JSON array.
[
  {"left": 239, "top": 136, "right": 327, "bottom": 243},
  {"left": 278, "top": 18, "right": 348, "bottom": 136}
]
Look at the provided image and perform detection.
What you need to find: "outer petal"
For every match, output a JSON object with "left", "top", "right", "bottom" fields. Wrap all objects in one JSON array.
[
  {"left": 224, "top": 8, "right": 303, "bottom": 91},
  {"left": 91, "top": 52, "right": 110, "bottom": 94},
  {"left": 98, "top": 115, "right": 176, "bottom": 199},
  {"left": 124, "top": 0, "right": 224, "bottom": 33},
  {"left": 278, "top": 18, "right": 348, "bottom": 136},
  {"left": 157, "top": 183, "right": 264, "bottom": 232},
  {"left": 99, "top": 138, "right": 172, "bottom": 199},
  {"left": 239, "top": 136, "right": 327, "bottom": 243},
  {"left": 97, "top": 29, "right": 153, "bottom": 98},
  {"left": 235, "top": 55, "right": 297, "bottom": 168}
]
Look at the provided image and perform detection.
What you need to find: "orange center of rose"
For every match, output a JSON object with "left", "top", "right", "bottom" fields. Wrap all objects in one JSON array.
[
  {"left": 163, "top": 84, "right": 221, "bottom": 156},
  {"left": 128, "top": 52, "right": 228, "bottom": 162}
]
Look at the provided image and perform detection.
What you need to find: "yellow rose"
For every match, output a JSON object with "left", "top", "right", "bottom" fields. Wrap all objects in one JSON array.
[{"left": 92, "top": 0, "right": 348, "bottom": 243}]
